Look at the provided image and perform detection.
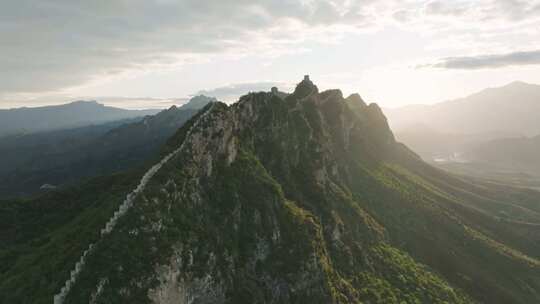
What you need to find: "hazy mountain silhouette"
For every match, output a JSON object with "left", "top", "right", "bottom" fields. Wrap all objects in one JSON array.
[
  {"left": 0, "top": 101, "right": 160, "bottom": 137},
  {"left": 386, "top": 81, "right": 540, "bottom": 136},
  {"left": 385, "top": 82, "right": 540, "bottom": 164},
  {"left": 0, "top": 96, "right": 215, "bottom": 198}
]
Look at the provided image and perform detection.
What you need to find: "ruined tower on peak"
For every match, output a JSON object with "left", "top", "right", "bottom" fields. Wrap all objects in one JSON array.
[{"left": 293, "top": 75, "right": 318, "bottom": 98}]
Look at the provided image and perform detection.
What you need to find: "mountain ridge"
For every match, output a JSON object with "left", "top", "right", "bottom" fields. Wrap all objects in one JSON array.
[
  {"left": 0, "top": 96, "right": 216, "bottom": 198},
  {"left": 0, "top": 100, "right": 160, "bottom": 137},
  {"left": 384, "top": 81, "right": 540, "bottom": 166},
  {"left": 385, "top": 81, "right": 540, "bottom": 136},
  {"left": 1, "top": 78, "right": 539, "bottom": 304}
]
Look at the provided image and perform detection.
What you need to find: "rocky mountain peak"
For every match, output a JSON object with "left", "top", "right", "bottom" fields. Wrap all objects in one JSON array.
[
  {"left": 346, "top": 93, "right": 366, "bottom": 107},
  {"left": 292, "top": 74, "right": 319, "bottom": 98}
]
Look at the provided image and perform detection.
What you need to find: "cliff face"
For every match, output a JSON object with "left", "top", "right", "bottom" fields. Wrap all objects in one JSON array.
[{"left": 5, "top": 79, "right": 540, "bottom": 304}]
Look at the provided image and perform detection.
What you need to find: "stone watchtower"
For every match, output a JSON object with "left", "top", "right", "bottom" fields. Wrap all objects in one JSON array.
[
  {"left": 271, "top": 87, "right": 278, "bottom": 94},
  {"left": 293, "top": 75, "right": 317, "bottom": 98}
]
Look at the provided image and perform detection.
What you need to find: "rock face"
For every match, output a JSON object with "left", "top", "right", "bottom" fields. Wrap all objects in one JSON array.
[{"left": 45, "top": 79, "right": 540, "bottom": 303}]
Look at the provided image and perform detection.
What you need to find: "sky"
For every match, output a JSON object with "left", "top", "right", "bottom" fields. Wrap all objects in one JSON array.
[{"left": 2, "top": 0, "right": 540, "bottom": 109}]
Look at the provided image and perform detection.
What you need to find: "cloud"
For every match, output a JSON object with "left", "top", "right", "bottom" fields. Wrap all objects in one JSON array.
[
  {"left": 2, "top": 0, "right": 540, "bottom": 98},
  {"left": 424, "top": 1, "right": 471, "bottom": 17},
  {"left": 197, "top": 81, "right": 294, "bottom": 102},
  {"left": 421, "top": 0, "right": 540, "bottom": 20},
  {"left": 0, "top": 0, "right": 382, "bottom": 95},
  {"left": 422, "top": 49, "right": 540, "bottom": 69},
  {"left": 490, "top": 0, "right": 540, "bottom": 21}
]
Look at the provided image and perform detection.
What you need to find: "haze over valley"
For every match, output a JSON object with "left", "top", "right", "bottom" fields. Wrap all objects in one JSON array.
[{"left": 385, "top": 81, "right": 540, "bottom": 186}]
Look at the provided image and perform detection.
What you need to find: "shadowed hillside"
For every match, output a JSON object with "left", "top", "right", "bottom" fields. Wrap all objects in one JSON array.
[{"left": 0, "top": 96, "right": 216, "bottom": 198}]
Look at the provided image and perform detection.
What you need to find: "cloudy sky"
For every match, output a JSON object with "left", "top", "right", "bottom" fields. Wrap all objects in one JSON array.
[{"left": 2, "top": 0, "right": 540, "bottom": 109}]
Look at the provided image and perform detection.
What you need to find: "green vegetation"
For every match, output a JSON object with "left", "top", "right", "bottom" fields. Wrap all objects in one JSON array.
[
  {"left": 0, "top": 172, "right": 140, "bottom": 303},
  {"left": 1, "top": 79, "right": 539, "bottom": 303}
]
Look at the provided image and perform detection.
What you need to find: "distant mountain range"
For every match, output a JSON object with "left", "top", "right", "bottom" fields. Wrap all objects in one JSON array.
[
  {"left": 385, "top": 81, "right": 540, "bottom": 137},
  {"left": 0, "top": 100, "right": 160, "bottom": 137},
  {"left": 385, "top": 82, "right": 540, "bottom": 172},
  {"left": 0, "top": 96, "right": 216, "bottom": 198}
]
